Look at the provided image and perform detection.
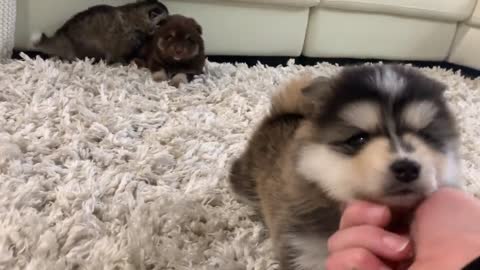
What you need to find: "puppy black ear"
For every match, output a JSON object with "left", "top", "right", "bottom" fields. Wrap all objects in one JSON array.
[
  {"left": 302, "top": 76, "right": 332, "bottom": 100},
  {"left": 189, "top": 19, "right": 202, "bottom": 34},
  {"left": 301, "top": 76, "right": 334, "bottom": 114},
  {"left": 271, "top": 74, "right": 331, "bottom": 117},
  {"left": 149, "top": 7, "right": 167, "bottom": 19}
]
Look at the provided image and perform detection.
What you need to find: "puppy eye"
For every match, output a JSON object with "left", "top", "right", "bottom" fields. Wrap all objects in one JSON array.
[
  {"left": 344, "top": 132, "right": 370, "bottom": 149},
  {"left": 418, "top": 128, "right": 448, "bottom": 150},
  {"left": 419, "top": 130, "right": 436, "bottom": 144}
]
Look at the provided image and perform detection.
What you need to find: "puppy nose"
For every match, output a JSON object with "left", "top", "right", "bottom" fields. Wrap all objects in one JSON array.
[
  {"left": 175, "top": 46, "right": 183, "bottom": 54},
  {"left": 390, "top": 159, "right": 420, "bottom": 183}
]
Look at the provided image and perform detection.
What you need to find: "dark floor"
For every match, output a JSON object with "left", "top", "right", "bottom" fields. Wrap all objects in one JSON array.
[{"left": 12, "top": 49, "right": 480, "bottom": 79}]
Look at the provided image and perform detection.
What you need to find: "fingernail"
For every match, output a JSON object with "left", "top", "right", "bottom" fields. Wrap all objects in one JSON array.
[
  {"left": 368, "top": 206, "right": 387, "bottom": 221},
  {"left": 382, "top": 235, "right": 410, "bottom": 252}
]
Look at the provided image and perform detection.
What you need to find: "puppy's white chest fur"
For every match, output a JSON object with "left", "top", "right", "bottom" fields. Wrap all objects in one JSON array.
[{"left": 288, "top": 234, "right": 329, "bottom": 270}]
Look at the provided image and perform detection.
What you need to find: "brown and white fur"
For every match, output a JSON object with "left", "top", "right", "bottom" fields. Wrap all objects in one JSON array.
[
  {"left": 229, "top": 64, "right": 461, "bottom": 270},
  {"left": 133, "top": 14, "right": 205, "bottom": 87},
  {"left": 33, "top": 0, "right": 169, "bottom": 64}
]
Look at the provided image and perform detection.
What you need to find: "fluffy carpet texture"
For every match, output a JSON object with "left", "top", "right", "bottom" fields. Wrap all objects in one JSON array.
[{"left": 0, "top": 55, "right": 479, "bottom": 270}]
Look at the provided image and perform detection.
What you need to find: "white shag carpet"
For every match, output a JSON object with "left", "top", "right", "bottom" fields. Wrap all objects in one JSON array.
[{"left": 0, "top": 55, "right": 479, "bottom": 270}]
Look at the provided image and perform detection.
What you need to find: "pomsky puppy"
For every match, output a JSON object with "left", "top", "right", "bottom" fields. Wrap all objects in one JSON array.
[
  {"left": 229, "top": 64, "right": 460, "bottom": 270},
  {"left": 33, "top": 0, "right": 169, "bottom": 64},
  {"left": 133, "top": 14, "right": 205, "bottom": 87}
]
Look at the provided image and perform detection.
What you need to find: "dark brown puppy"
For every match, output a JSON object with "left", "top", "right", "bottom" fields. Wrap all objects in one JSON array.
[
  {"left": 134, "top": 14, "right": 205, "bottom": 87},
  {"left": 33, "top": 0, "right": 169, "bottom": 64}
]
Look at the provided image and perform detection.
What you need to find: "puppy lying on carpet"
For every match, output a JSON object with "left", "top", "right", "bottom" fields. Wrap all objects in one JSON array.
[
  {"left": 33, "top": 0, "right": 169, "bottom": 64},
  {"left": 229, "top": 64, "right": 460, "bottom": 270},
  {"left": 133, "top": 14, "right": 205, "bottom": 87}
]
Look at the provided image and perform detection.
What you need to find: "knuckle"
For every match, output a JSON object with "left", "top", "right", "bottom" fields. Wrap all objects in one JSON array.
[
  {"left": 357, "top": 224, "right": 381, "bottom": 236},
  {"left": 352, "top": 248, "right": 373, "bottom": 265},
  {"left": 326, "top": 232, "right": 341, "bottom": 251},
  {"left": 343, "top": 202, "right": 362, "bottom": 219},
  {"left": 328, "top": 225, "right": 381, "bottom": 252}
]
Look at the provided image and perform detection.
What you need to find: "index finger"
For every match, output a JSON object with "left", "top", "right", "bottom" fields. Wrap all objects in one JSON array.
[{"left": 340, "top": 200, "right": 391, "bottom": 229}]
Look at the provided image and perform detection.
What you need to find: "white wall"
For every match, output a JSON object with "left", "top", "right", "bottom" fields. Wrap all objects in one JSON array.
[{"left": 15, "top": 0, "right": 133, "bottom": 49}]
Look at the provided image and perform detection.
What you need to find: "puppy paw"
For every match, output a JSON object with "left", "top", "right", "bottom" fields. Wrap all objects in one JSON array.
[
  {"left": 131, "top": 58, "right": 146, "bottom": 68},
  {"left": 152, "top": 70, "right": 168, "bottom": 82},
  {"left": 169, "top": 73, "right": 188, "bottom": 87}
]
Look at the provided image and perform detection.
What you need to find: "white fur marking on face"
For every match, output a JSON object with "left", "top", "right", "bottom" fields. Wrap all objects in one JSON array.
[
  {"left": 386, "top": 116, "right": 406, "bottom": 156},
  {"left": 374, "top": 66, "right": 406, "bottom": 95},
  {"left": 192, "top": 45, "right": 199, "bottom": 57},
  {"left": 157, "top": 38, "right": 164, "bottom": 50},
  {"left": 402, "top": 101, "right": 438, "bottom": 130},
  {"left": 402, "top": 134, "right": 460, "bottom": 194},
  {"left": 436, "top": 147, "right": 460, "bottom": 188},
  {"left": 445, "top": 151, "right": 460, "bottom": 185},
  {"left": 297, "top": 138, "right": 407, "bottom": 205},
  {"left": 339, "top": 102, "right": 381, "bottom": 131},
  {"left": 288, "top": 234, "right": 329, "bottom": 270},
  {"left": 297, "top": 144, "right": 354, "bottom": 201},
  {"left": 297, "top": 140, "right": 392, "bottom": 202}
]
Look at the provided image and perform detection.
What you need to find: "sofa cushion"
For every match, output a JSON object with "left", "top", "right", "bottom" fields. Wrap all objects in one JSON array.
[
  {"left": 468, "top": 2, "right": 480, "bottom": 27},
  {"left": 169, "top": 0, "right": 321, "bottom": 8},
  {"left": 319, "top": 0, "right": 477, "bottom": 22}
]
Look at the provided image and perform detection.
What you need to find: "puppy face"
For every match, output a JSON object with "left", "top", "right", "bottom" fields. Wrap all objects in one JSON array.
[
  {"left": 155, "top": 15, "right": 203, "bottom": 62},
  {"left": 296, "top": 65, "right": 460, "bottom": 208}
]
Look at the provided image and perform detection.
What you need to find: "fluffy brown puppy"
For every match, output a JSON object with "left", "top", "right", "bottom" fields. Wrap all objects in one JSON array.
[
  {"left": 134, "top": 14, "right": 205, "bottom": 87},
  {"left": 229, "top": 64, "right": 461, "bottom": 270},
  {"left": 33, "top": 0, "right": 169, "bottom": 64}
]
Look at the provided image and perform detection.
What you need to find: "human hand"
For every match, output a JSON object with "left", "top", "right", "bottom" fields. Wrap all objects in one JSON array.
[
  {"left": 326, "top": 201, "right": 413, "bottom": 270},
  {"left": 409, "top": 188, "right": 480, "bottom": 270},
  {"left": 326, "top": 187, "right": 480, "bottom": 270}
]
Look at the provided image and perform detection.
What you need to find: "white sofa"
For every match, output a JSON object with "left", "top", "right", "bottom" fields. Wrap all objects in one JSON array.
[
  {"left": 304, "top": 0, "right": 477, "bottom": 61},
  {"left": 449, "top": 2, "right": 480, "bottom": 70},
  {"left": 14, "top": 0, "right": 317, "bottom": 57},
  {"left": 162, "top": 0, "right": 316, "bottom": 56},
  {"left": 11, "top": 0, "right": 480, "bottom": 69}
]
